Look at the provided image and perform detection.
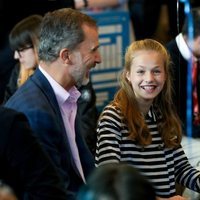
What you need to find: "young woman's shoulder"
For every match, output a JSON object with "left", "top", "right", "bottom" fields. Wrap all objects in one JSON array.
[
  {"left": 99, "top": 103, "right": 126, "bottom": 128},
  {"left": 102, "top": 103, "right": 122, "bottom": 117}
]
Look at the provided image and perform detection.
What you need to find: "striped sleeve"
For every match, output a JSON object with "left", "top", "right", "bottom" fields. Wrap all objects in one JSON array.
[
  {"left": 95, "top": 105, "right": 125, "bottom": 166},
  {"left": 174, "top": 146, "right": 200, "bottom": 191}
]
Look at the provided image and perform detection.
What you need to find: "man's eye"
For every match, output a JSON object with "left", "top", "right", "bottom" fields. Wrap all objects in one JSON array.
[{"left": 153, "top": 70, "right": 161, "bottom": 74}]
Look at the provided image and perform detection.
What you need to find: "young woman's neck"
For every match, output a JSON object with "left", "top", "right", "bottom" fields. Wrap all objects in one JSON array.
[{"left": 138, "top": 100, "right": 152, "bottom": 116}]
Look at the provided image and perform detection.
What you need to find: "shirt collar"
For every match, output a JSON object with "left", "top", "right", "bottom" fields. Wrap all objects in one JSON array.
[
  {"left": 39, "top": 66, "right": 80, "bottom": 105},
  {"left": 145, "top": 106, "right": 159, "bottom": 122},
  {"left": 176, "top": 33, "right": 200, "bottom": 63},
  {"left": 176, "top": 33, "right": 192, "bottom": 61},
  {"left": 67, "top": 87, "right": 81, "bottom": 104}
]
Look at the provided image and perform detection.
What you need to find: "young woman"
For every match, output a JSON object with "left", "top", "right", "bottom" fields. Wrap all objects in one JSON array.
[{"left": 95, "top": 39, "right": 200, "bottom": 199}]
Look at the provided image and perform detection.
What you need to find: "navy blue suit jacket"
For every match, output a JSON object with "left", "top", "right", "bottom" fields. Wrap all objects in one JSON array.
[{"left": 5, "top": 68, "right": 95, "bottom": 199}]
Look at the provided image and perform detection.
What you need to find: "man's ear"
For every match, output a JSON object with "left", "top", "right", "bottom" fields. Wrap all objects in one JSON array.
[{"left": 60, "top": 48, "right": 70, "bottom": 64}]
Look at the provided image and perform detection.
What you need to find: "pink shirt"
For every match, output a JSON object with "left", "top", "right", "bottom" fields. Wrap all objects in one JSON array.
[{"left": 39, "top": 66, "right": 85, "bottom": 182}]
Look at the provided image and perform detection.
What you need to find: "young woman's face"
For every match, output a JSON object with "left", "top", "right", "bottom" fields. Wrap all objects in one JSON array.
[
  {"left": 14, "top": 46, "right": 37, "bottom": 69},
  {"left": 126, "top": 50, "right": 166, "bottom": 104}
]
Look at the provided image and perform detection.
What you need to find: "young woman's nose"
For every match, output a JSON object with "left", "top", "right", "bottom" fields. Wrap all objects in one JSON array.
[{"left": 145, "top": 72, "right": 154, "bottom": 82}]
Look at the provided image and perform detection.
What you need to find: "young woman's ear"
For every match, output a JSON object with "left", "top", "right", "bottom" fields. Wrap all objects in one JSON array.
[{"left": 126, "top": 71, "right": 131, "bottom": 82}]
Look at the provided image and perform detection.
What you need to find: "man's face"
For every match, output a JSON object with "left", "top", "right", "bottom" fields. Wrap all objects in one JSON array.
[{"left": 68, "top": 24, "right": 101, "bottom": 87}]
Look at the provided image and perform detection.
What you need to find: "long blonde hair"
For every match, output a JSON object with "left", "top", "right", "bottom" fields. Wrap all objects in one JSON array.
[
  {"left": 112, "top": 39, "right": 182, "bottom": 147},
  {"left": 17, "top": 67, "right": 35, "bottom": 87}
]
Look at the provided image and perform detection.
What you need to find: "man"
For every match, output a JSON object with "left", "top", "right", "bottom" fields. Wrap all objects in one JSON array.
[
  {"left": 5, "top": 8, "right": 101, "bottom": 199},
  {"left": 166, "top": 7, "right": 200, "bottom": 136},
  {"left": 0, "top": 107, "right": 68, "bottom": 200}
]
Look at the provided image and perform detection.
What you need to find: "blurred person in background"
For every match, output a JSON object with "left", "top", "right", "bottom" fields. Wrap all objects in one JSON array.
[
  {"left": 0, "top": 0, "right": 75, "bottom": 104},
  {"left": 77, "top": 163, "right": 156, "bottom": 200},
  {"left": 3, "top": 15, "right": 42, "bottom": 103},
  {"left": 75, "top": 0, "right": 128, "bottom": 10},
  {"left": 0, "top": 181, "right": 17, "bottom": 200},
  {"left": 166, "top": 7, "right": 200, "bottom": 137}
]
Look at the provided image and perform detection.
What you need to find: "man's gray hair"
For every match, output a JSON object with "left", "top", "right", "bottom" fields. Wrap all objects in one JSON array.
[{"left": 38, "top": 8, "right": 97, "bottom": 62}]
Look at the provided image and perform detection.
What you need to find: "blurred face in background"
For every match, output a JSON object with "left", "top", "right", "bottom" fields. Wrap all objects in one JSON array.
[
  {"left": 0, "top": 186, "right": 18, "bottom": 200},
  {"left": 14, "top": 45, "right": 37, "bottom": 69}
]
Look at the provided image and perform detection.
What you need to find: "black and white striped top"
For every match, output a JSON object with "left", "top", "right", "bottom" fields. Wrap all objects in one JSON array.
[{"left": 95, "top": 105, "right": 200, "bottom": 198}]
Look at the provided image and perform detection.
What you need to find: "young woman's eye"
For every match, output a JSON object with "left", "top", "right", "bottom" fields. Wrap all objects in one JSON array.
[{"left": 137, "top": 70, "right": 144, "bottom": 74}]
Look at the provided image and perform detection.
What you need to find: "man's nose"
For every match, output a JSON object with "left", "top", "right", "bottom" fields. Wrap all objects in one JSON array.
[{"left": 95, "top": 51, "right": 102, "bottom": 64}]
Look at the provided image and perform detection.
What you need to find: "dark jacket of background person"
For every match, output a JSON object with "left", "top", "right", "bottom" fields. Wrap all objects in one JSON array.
[
  {"left": 77, "top": 81, "right": 98, "bottom": 155},
  {"left": 3, "top": 63, "right": 25, "bottom": 103},
  {"left": 0, "top": 106, "right": 68, "bottom": 200},
  {"left": 5, "top": 68, "right": 95, "bottom": 199},
  {"left": 166, "top": 40, "right": 188, "bottom": 125}
]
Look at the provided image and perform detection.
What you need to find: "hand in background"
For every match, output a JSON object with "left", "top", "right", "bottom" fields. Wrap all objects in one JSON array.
[{"left": 157, "top": 195, "right": 189, "bottom": 200}]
